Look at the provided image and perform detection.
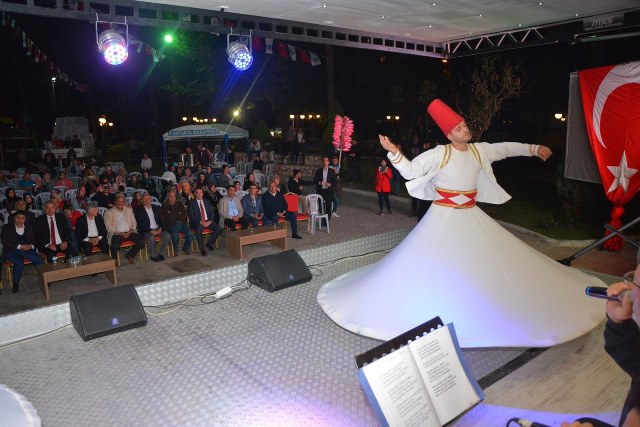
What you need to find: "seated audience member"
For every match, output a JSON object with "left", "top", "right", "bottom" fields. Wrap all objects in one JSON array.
[
  {"left": 1, "top": 210, "right": 43, "bottom": 293},
  {"left": 49, "top": 188, "right": 65, "bottom": 211},
  {"left": 99, "top": 165, "right": 116, "bottom": 183},
  {"left": 62, "top": 202, "right": 82, "bottom": 255},
  {"left": 287, "top": 169, "right": 312, "bottom": 213},
  {"left": 218, "top": 185, "right": 248, "bottom": 231},
  {"left": 4, "top": 188, "right": 20, "bottom": 210},
  {"left": 161, "top": 190, "right": 193, "bottom": 256},
  {"left": 18, "top": 171, "right": 36, "bottom": 193},
  {"left": 272, "top": 174, "right": 287, "bottom": 193},
  {"left": 187, "top": 188, "right": 223, "bottom": 256},
  {"left": 41, "top": 171, "right": 54, "bottom": 192},
  {"left": 135, "top": 194, "right": 171, "bottom": 262},
  {"left": 243, "top": 173, "right": 259, "bottom": 192},
  {"left": 70, "top": 159, "right": 83, "bottom": 177},
  {"left": 74, "top": 185, "right": 89, "bottom": 210},
  {"left": 75, "top": 202, "right": 109, "bottom": 257},
  {"left": 112, "top": 174, "right": 126, "bottom": 193},
  {"left": 140, "top": 171, "right": 159, "bottom": 198},
  {"left": 130, "top": 192, "right": 143, "bottom": 210},
  {"left": 218, "top": 165, "right": 233, "bottom": 189},
  {"left": 8, "top": 199, "right": 35, "bottom": 225},
  {"left": 204, "top": 183, "right": 223, "bottom": 225},
  {"left": 23, "top": 194, "right": 36, "bottom": 211},
  {"left": 35, "top": 200, "right": 76, "bottom": 261},
  {"left": 104, "top": 194, "right": 145, "bottom": 265},
  {"left": 33, "top": 177, "right": 47, "bottom": 195},
  {"left": 241, "top": 183, "right": 264, "bottom": 228},
  {"left": 128, "top": 174, "right": 142, "bottom": 189},
  {"left": 181, "top": 167, "right": 195, "bottom": 184},
  {"left": 93, "top": 184, "right": 116, "bottom": 209},
  {"left": 251, "top": 153, "right": 264, "bottom": 173},
  {"left": 261, "top": 181, "right": 302, "bottom": 239},
  {"left": 195, "top": 172, "right": 208, "bottom": 189},
  {"left": 56, "top": 171, "right": 73, "bottom": 191},
  {"left": 234, "top": 180, "right": 242, "bottom": 194}
]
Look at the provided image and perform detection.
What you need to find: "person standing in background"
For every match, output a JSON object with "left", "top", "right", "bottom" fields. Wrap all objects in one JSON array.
[{"left": 374, "top": 159, "right": 393, "bottom": 215}]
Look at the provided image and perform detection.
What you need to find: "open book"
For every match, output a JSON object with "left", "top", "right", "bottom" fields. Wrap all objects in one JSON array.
[{"left": 357, "top": 320, "right": 483, "bottom": 427}]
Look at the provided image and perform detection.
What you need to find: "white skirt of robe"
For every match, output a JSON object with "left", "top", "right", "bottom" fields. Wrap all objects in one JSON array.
[{"left": 317, "top": 204, "right": 606, "bottom": 347}]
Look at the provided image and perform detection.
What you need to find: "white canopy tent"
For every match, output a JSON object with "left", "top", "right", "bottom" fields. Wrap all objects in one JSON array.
[{"left": 161, "top": 124, "right": 249, "bottom": 167}]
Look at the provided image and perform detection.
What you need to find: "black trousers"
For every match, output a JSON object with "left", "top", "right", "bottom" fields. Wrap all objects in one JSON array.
[
  {"left": 110, "top": 233, "right": 144, "bottom": 259},
  {"left": 40, "top": 243, "right": 76, "bottom": 262},
  {"left": 224, "top": 217, "right": 249, "bottom": 230},
  {"left": 79, "top": 238, "right": 110, "bottom": 257},
  {"left": 377, "top": 192, "right": 391, "bottom": 210}
]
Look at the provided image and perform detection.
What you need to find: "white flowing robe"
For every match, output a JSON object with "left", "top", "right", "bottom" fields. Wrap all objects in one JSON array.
[{"left": 316, "top": 143, "right": 605, "bottom": 348}]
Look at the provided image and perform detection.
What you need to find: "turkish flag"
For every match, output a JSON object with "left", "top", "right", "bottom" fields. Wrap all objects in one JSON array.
[{"left": 579, "top": 61, "right": 640, "bottom": 250}]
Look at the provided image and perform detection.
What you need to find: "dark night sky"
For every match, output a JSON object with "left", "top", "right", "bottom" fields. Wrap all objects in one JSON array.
[{"left": 1, "top": 12, "right": 639, "bottom": 146}]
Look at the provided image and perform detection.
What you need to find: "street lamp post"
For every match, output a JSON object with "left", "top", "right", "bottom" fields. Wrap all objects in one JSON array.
[
  {"left": 50, "top": 77, "right": 57, "bottom": 106},
  {"left": 98, "top": 116, "right": 107, "bottom": 144},
  {"left": 386, "top": 115, "right": 400, "bottom": 135}
]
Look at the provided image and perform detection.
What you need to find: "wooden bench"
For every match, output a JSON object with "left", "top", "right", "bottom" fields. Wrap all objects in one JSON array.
[
  {"left": 36, "top": 254, "right": 117, "bottom": 300},
  {"left": 226, "top": 224, "right": 287, "bottom": 259}
]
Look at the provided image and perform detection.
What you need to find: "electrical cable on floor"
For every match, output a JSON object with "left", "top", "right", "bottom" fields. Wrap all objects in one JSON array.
[
  {"left": 0, "top": 323, "right": 72, "bottom": 349},
  {"left": 306, "top": 245, "right": 398, "bottom": 274},
  {"left": 143, "top": 279, "right": 250, "bottom": 315}
]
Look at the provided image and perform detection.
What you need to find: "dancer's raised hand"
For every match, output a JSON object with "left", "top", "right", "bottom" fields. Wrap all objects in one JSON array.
[{"left": 378, "top": 135, "right": 399, "bottom": 154}]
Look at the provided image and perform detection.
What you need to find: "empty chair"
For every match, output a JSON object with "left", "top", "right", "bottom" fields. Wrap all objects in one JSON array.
[
  {"left": 35, "top": 192, "right": 51, "bottom": 209},
  {"left": 306, "top": 194, "right": 330, "bottom": 234},
  {"left": 253, "top": 173, "right": 266, "bottom": 188},
  {"left": 124, "top": 187, "right": 136, "bottom": 197},
  {"left": 14, "top": 189, "right": 25, "bottom": 199},
  {"left": 70, "top": 176, "right": 82, "bottom": 189},
  {"left": 65, "top": 189, "right": 78, "bottom": 202}
]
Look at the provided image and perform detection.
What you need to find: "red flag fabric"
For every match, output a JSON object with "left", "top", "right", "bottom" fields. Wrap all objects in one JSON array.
[
  {"left": 299, "top": 50, "right": 310, "bottom": 64},
  {"left": 252, "top": 36, "right": 263, "bottom": 51},
  {"left": 277, "top": 41, "right": 288, "bottom": 58},
  {"left": 578, "top": 61, "right": 640, "bottom": 250}
]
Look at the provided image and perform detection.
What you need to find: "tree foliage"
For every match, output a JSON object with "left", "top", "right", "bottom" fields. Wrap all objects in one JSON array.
[{"left": 465, "top": 56, "right": 523, "bottom": 141}]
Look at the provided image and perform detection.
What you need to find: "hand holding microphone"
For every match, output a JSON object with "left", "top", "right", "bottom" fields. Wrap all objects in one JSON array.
[{"left": 586, "top": 282, "right": 633, "bottom": 324}]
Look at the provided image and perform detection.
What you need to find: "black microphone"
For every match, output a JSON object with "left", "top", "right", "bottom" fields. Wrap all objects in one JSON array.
[{"left": 585, "top": 286, "right": 630, "bottom": 302}]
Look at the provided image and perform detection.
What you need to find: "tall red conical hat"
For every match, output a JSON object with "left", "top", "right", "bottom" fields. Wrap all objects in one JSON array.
[{"left": 427, "top": 99, "right": 464, "bottom": 136}]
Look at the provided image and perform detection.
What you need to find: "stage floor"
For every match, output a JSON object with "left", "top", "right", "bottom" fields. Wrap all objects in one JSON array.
[{"left": 0, "top": 189, "right": 637, "bottom": 426}]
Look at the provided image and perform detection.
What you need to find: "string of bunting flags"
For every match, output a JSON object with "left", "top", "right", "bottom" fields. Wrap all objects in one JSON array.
[
  {"left": 252, "top": 36, "right": 322, "bottom": 66},
  {"left": 1, "top": 12, "right": 88, "bottom": 93}
]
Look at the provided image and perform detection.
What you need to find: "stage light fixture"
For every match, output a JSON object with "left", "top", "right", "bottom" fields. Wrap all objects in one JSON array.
[
  {"left": 98, "top": 30, "right": 128, "bottom": 65},
  {"left": 95, "top": 15, "right": 129, "bottom": 65},
  {"left": 227, "top": 31, "right": 253, "bottom": 71}
]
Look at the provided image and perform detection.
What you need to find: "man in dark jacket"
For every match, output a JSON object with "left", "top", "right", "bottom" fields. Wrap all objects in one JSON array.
[
  {"left": 1, "top": 211, "right": 43, "bottom": 292},
  {"left": 602, "top": 265, "right": 640, "bottom": 427},
  {"left": 135, "top": 194, "right": 171, "bottom": 261},
  {"left": 313, "top": 156, "right": 337, "bottom": 220},
  {"left": 262, "top": 181, "right": 302, "bottom": 239},
  {"left": 34, "top": 200, "right": 76, "bottom": 261},
  {"left": 187, "top": 188, "right": 222, "bottom": 256},
  {"left": 75, "top": 202, "right": 109, "bottom": 257}
]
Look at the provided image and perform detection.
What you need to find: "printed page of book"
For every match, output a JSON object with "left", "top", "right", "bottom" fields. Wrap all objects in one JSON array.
[
  {"left": 360, "top": 345, "right": 441, "bottom": 427},
  {"left": 409, "top": 325, "right": 481, "bottom": 425}
]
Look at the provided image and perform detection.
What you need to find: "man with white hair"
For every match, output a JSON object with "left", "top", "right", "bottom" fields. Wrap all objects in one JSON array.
[
  {"left": 104, "top": 194, "right": 144, "bottom": 264},
  {"left": 75, "top": 202, "right": 109, "bottom": 256}
]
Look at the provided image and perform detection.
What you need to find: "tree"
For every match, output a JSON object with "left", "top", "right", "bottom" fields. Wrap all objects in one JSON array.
[{"left": 465, "top": 56, "right": 523, "bottom": 141}]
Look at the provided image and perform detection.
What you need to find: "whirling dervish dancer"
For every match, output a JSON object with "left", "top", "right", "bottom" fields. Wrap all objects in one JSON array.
[{"left": 317, "top": 99, "right": 605, "bottom": 347}]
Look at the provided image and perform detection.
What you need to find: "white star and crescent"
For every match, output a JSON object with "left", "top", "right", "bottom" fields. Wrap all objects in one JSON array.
[{"left": 607, "top": 151, "right": 638, "bottom": 193}]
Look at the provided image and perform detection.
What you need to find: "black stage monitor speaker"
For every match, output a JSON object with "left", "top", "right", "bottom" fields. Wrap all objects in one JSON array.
[
  {"left": 69, "top": 285, "right": 148, "bottom": 341},
  {"left": 247, "top": 249, "right": 312, "bottom": 292}
]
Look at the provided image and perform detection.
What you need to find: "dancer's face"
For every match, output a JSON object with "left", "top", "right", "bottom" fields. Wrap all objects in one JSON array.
[{"left": 447, "top": 121, "right": 472, "bottom": 144}]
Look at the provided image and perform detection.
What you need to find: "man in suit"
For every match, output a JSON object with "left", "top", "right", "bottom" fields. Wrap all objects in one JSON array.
[
  {"left": 104, "top": 194, "right": 144, "bottom": 265},
  {"left": 262, "top": 181, "right": 302, "bottom": 240},
  {"left": 92, "top": 184, "right": 116, "bottom": 209},
  {"left": 188, "top": 187, "right": 222, "bottom": 256},
  {"left": 218, "top": 185, "right": 249, "bottom": 231},
  {"left": 75, "top": 202, "right": 109, "bottom": 257},
  {"left": 135, "top": 193, "right": 171, "bottom": 261},
  {"left": 35, "top": 200, "right": 76, "bottom": 262},
  {"left": 313, "top": 156, "right": 337, "bottom": 220},
  {"left": 1, "top": 211, "right": 43, "bottom": 292}
]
